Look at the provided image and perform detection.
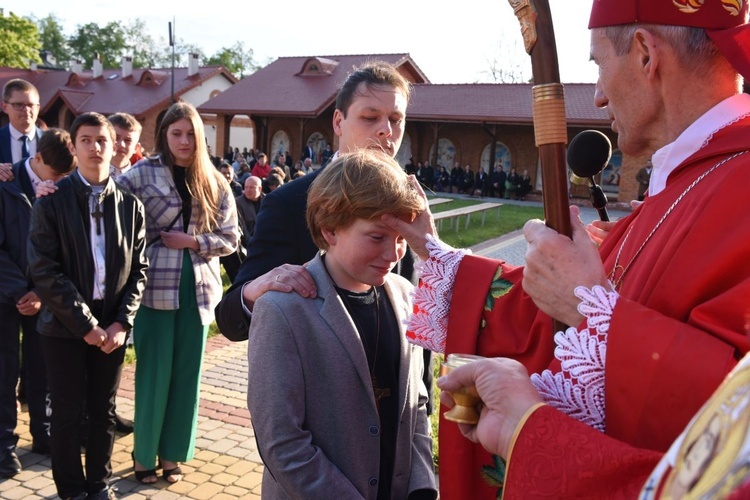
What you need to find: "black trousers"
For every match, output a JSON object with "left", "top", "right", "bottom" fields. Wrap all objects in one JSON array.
[
  {"left": 40, "top": 333, "right": 126, "bottom": 497},
  {"left": 0, "top": 303, "right": 49, "bottom": 452}
]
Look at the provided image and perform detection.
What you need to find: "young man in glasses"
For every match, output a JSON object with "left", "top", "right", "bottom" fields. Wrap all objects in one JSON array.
[{"left": 0, "top": 79, "right": 43, "bottom": 167}]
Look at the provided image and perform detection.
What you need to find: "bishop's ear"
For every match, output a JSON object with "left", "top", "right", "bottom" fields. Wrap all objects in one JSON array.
[{"left": 633, "top": 28, "right": 659, "bottom": 78}]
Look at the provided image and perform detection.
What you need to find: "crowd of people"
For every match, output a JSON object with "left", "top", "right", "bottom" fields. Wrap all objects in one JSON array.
[
  {"left": 2, "top": 0, "right": 750, "bottom": 497},
  {"left": 407, "top": 159, "right": 532, "bottom": 200}
]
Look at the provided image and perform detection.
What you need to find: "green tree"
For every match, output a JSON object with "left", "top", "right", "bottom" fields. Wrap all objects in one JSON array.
[
  {"left": 35, "top": 14, "right": 71, "bottom": 67},
  {"left": 0, "top": 13, "right": 41, "bottom": 68},
  {"left": 152, "top": 40, "right": 205, "bottom": 70},
  {"left": 126, "top": 19, "right": 169, "bottom": 68},
  {"left": 205, "top": 41, "right": 258, "bottom": 78},
  {"left": 68, "top": 21, "right": 128, "bottom": 68}
]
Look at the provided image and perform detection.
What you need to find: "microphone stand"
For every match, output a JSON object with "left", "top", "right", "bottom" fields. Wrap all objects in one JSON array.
[{"left": 588, "top": 178, "right": 610, "bottom": 221}]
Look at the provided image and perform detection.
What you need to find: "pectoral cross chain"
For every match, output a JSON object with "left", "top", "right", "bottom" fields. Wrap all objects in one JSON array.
[
  {"left": 92, "top": 202, "right": 104, "bottom": 235},
  {"left": 372, "top": 375, "right": 390, "bottom": 413}
]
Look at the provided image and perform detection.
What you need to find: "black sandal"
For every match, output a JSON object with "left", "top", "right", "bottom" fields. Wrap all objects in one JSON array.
[
  {"left": 132, "top": 452, "right": 158, "bottom": 484},
  {"left": 162, "top": 464, "right": 183, "bottom": 483}
]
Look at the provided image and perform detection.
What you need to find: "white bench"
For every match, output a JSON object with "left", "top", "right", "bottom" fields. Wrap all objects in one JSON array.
[
  {"left": 433, "top": 202, "right": 502, "bottom": 233},
  {"left": 427, "top": 197, "right": 453, "bottom": 207}
]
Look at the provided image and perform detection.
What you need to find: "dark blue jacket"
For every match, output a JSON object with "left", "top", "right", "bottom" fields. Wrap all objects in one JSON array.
[
  {"left": 0, "top": 125, "right": 44, "bottom": 164},
  {"left": 0, "top": 160, "right": 36, "bottom": 304}
]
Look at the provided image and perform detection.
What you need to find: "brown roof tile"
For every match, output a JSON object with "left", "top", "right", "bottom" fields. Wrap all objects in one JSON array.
[
  {"left": 198, "top": 53, "right": 428, "bottom": 116},
  {"left": 407, "top": 82, "right": 608, "bottom": 126},
  {"left": 0, "top": 66, "right": 237, "bottom": 119},
  {"left": 197, "top": 54, "right": 607, "bottom": 126}
]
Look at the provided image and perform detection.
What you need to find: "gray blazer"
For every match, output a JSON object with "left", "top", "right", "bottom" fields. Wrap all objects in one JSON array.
[{"left": 247, "top": 253, "right": 436, "bottom": 499}]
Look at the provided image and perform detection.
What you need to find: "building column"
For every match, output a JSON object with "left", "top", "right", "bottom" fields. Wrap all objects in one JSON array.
[{"left": 215, "top": 114, "right": 232, "bottom": 158}]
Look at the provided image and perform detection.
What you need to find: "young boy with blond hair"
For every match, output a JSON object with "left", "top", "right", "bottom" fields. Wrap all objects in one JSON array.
[
  {"left": 108, "top": 112, "right": 142, "bottom": 179},
  {"left": 247, "top": 150, "right": 437, "bottom": 500}
]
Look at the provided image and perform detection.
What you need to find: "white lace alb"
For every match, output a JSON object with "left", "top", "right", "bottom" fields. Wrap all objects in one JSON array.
[{"left": 531, "top": 284, "right": 619, "bottom": 432}]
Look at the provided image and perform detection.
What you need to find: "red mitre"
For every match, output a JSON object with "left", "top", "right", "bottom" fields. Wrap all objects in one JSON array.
[{"left": 589, "top": 0, "right": 750, "bottom": 79}]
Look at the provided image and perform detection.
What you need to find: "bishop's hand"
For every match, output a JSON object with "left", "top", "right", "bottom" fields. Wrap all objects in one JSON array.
[{"left": 522, "top": 205, "right": 609, "bottom": 326}]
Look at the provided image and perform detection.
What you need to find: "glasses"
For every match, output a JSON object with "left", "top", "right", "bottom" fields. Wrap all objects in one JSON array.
[{"left": 5, "top": 102, "right": 40, "bottom": 111}]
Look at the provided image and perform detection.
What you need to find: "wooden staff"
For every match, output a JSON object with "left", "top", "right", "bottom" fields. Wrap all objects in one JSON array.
[{"left": 509, "top": 0, "right": 570, "bottom": 332}]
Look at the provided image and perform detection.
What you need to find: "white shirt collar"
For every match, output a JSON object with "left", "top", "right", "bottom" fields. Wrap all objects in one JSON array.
[
  {"left": 23, "top": 158, "right": 42, "bottom": 186},
  {"left": 8, "top": 124, "right": 34, "bottom": 141},
  {"left": 649, "top": 93, "right": 750, "bottom": 196}
]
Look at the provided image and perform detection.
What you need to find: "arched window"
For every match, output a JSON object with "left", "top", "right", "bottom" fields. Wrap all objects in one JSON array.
[
  {"left": 270, "top": 130, "right": 290, "bottom": 159},
  {"left": 481, "top": 142, "right": 512, "bottom": 172},
  {"left": 306, "top": 132, "right": 327, "bottom": 165},
  {"left": 430, "top": 138, "right": 456, "bottom": 168}
]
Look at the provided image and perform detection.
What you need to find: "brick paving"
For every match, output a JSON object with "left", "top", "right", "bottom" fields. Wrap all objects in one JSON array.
[
  {"left": 1, "top": 199, "right": 631, "bottom": 499},
  {"left": 2, "top": 336, "right": 263, "bottom": 499}
]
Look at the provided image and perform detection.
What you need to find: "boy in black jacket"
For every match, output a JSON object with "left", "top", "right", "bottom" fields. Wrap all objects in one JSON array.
[{"left": 27, "top": 113, "right": 147, "bottom": 500}]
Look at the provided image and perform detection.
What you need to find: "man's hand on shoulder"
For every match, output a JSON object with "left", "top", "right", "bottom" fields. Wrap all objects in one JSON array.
[
  {"left": 0, "top": 163, "right": 13, "bottom": 181},
  {"left": 242, "top": 263, "right": 317, "bottom": 311},
  {"left": 35, "top": 180, "right": 57, "bottom": 198}
]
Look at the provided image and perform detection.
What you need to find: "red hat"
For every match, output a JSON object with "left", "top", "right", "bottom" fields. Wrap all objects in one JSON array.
[{"left": 589, "top": 0, "right": 750, "bottom": 79}]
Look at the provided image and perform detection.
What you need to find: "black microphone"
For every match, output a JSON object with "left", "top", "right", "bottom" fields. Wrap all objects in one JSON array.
[{"left": 567, "top": 130, "right": 612, "bottom": 221}]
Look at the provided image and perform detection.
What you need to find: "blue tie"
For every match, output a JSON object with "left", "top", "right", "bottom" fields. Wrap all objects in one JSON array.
[{"left": 20, "top": 136, "right": 29, "bottom": 159}]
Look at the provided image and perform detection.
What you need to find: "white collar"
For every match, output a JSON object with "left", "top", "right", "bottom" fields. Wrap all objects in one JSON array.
[
  {"left": 649, "top": 94, "right": 750, "bottom": 196},
  {"left": 23, "top": 158, "right": 42, "bottom": 186},
  {"left": 8, "top": 124, "right": 34, "bottom": 141}
]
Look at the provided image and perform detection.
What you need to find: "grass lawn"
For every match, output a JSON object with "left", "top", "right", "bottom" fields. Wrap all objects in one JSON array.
[{"left": 430, "top": 198, "right": 543, "bottom": 249}]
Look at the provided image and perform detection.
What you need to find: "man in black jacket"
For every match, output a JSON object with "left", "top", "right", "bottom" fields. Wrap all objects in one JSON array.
[
  {"left": 27, "top": 113, "right": 147, "bottom": 500},
  {"left": 0, "top": 129, "right": 75, "bottom": 477}
]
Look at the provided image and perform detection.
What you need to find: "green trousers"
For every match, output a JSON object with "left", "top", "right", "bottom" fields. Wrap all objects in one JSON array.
[{"left": 132, "top": 252, "right": 208, "bottom": 469}]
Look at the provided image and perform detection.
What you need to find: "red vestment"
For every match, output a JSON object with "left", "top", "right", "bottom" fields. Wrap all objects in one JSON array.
[{"left": 438, "top": 117, "right": 750, "bottom": 499}]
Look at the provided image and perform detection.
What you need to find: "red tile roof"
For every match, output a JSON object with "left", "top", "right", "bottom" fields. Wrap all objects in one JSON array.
[
  {"left": 199, "top": 53, "right": 428, "bottom": 116},
  {"left": 197, "top": 54, "right": 608, "bottom": 126},
  {"left": 0, "top": 66, "right": 237, "bottom": 119},
  {"left": 407, "top": 83, "right": 609, "bottom": 126}
]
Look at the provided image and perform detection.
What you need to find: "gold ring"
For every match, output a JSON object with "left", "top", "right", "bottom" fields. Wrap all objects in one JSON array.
[{"left": 275, "top": 274, "right": 281, "bottom": 282}]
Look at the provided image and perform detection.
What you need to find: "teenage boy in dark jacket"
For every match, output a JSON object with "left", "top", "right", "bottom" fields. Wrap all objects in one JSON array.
[{"left": 27, "top": 113, "right": 147, "bottom": 500}]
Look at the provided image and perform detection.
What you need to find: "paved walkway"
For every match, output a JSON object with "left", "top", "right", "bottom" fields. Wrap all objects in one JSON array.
[
  {"left": 2, "top": 197, "right": 632, "bottom": 499},
  {"left": 3, "top": 337, "right": 263, "bottom": 499}
]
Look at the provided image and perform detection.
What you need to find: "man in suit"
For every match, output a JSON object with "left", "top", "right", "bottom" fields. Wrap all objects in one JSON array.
[
  {"left": 0, "top": 79, "right": 44, "bottom": 168},
  {"left": 301, "top": 142, "right": 314, "bottom": 163},
  {"left": 636, "top": 159, "right": 653, "bottom": 201},
  {"left": 235, "top": 176, "right": 264, "bottom": 246}
]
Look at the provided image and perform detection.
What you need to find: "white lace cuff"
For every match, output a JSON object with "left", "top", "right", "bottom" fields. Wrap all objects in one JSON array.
[
  {"left": 406, "top": 234, "right": 471, "bottom": 352},
  {"left": 531, "top": 283, "right": 619, "bottom": 432}
]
